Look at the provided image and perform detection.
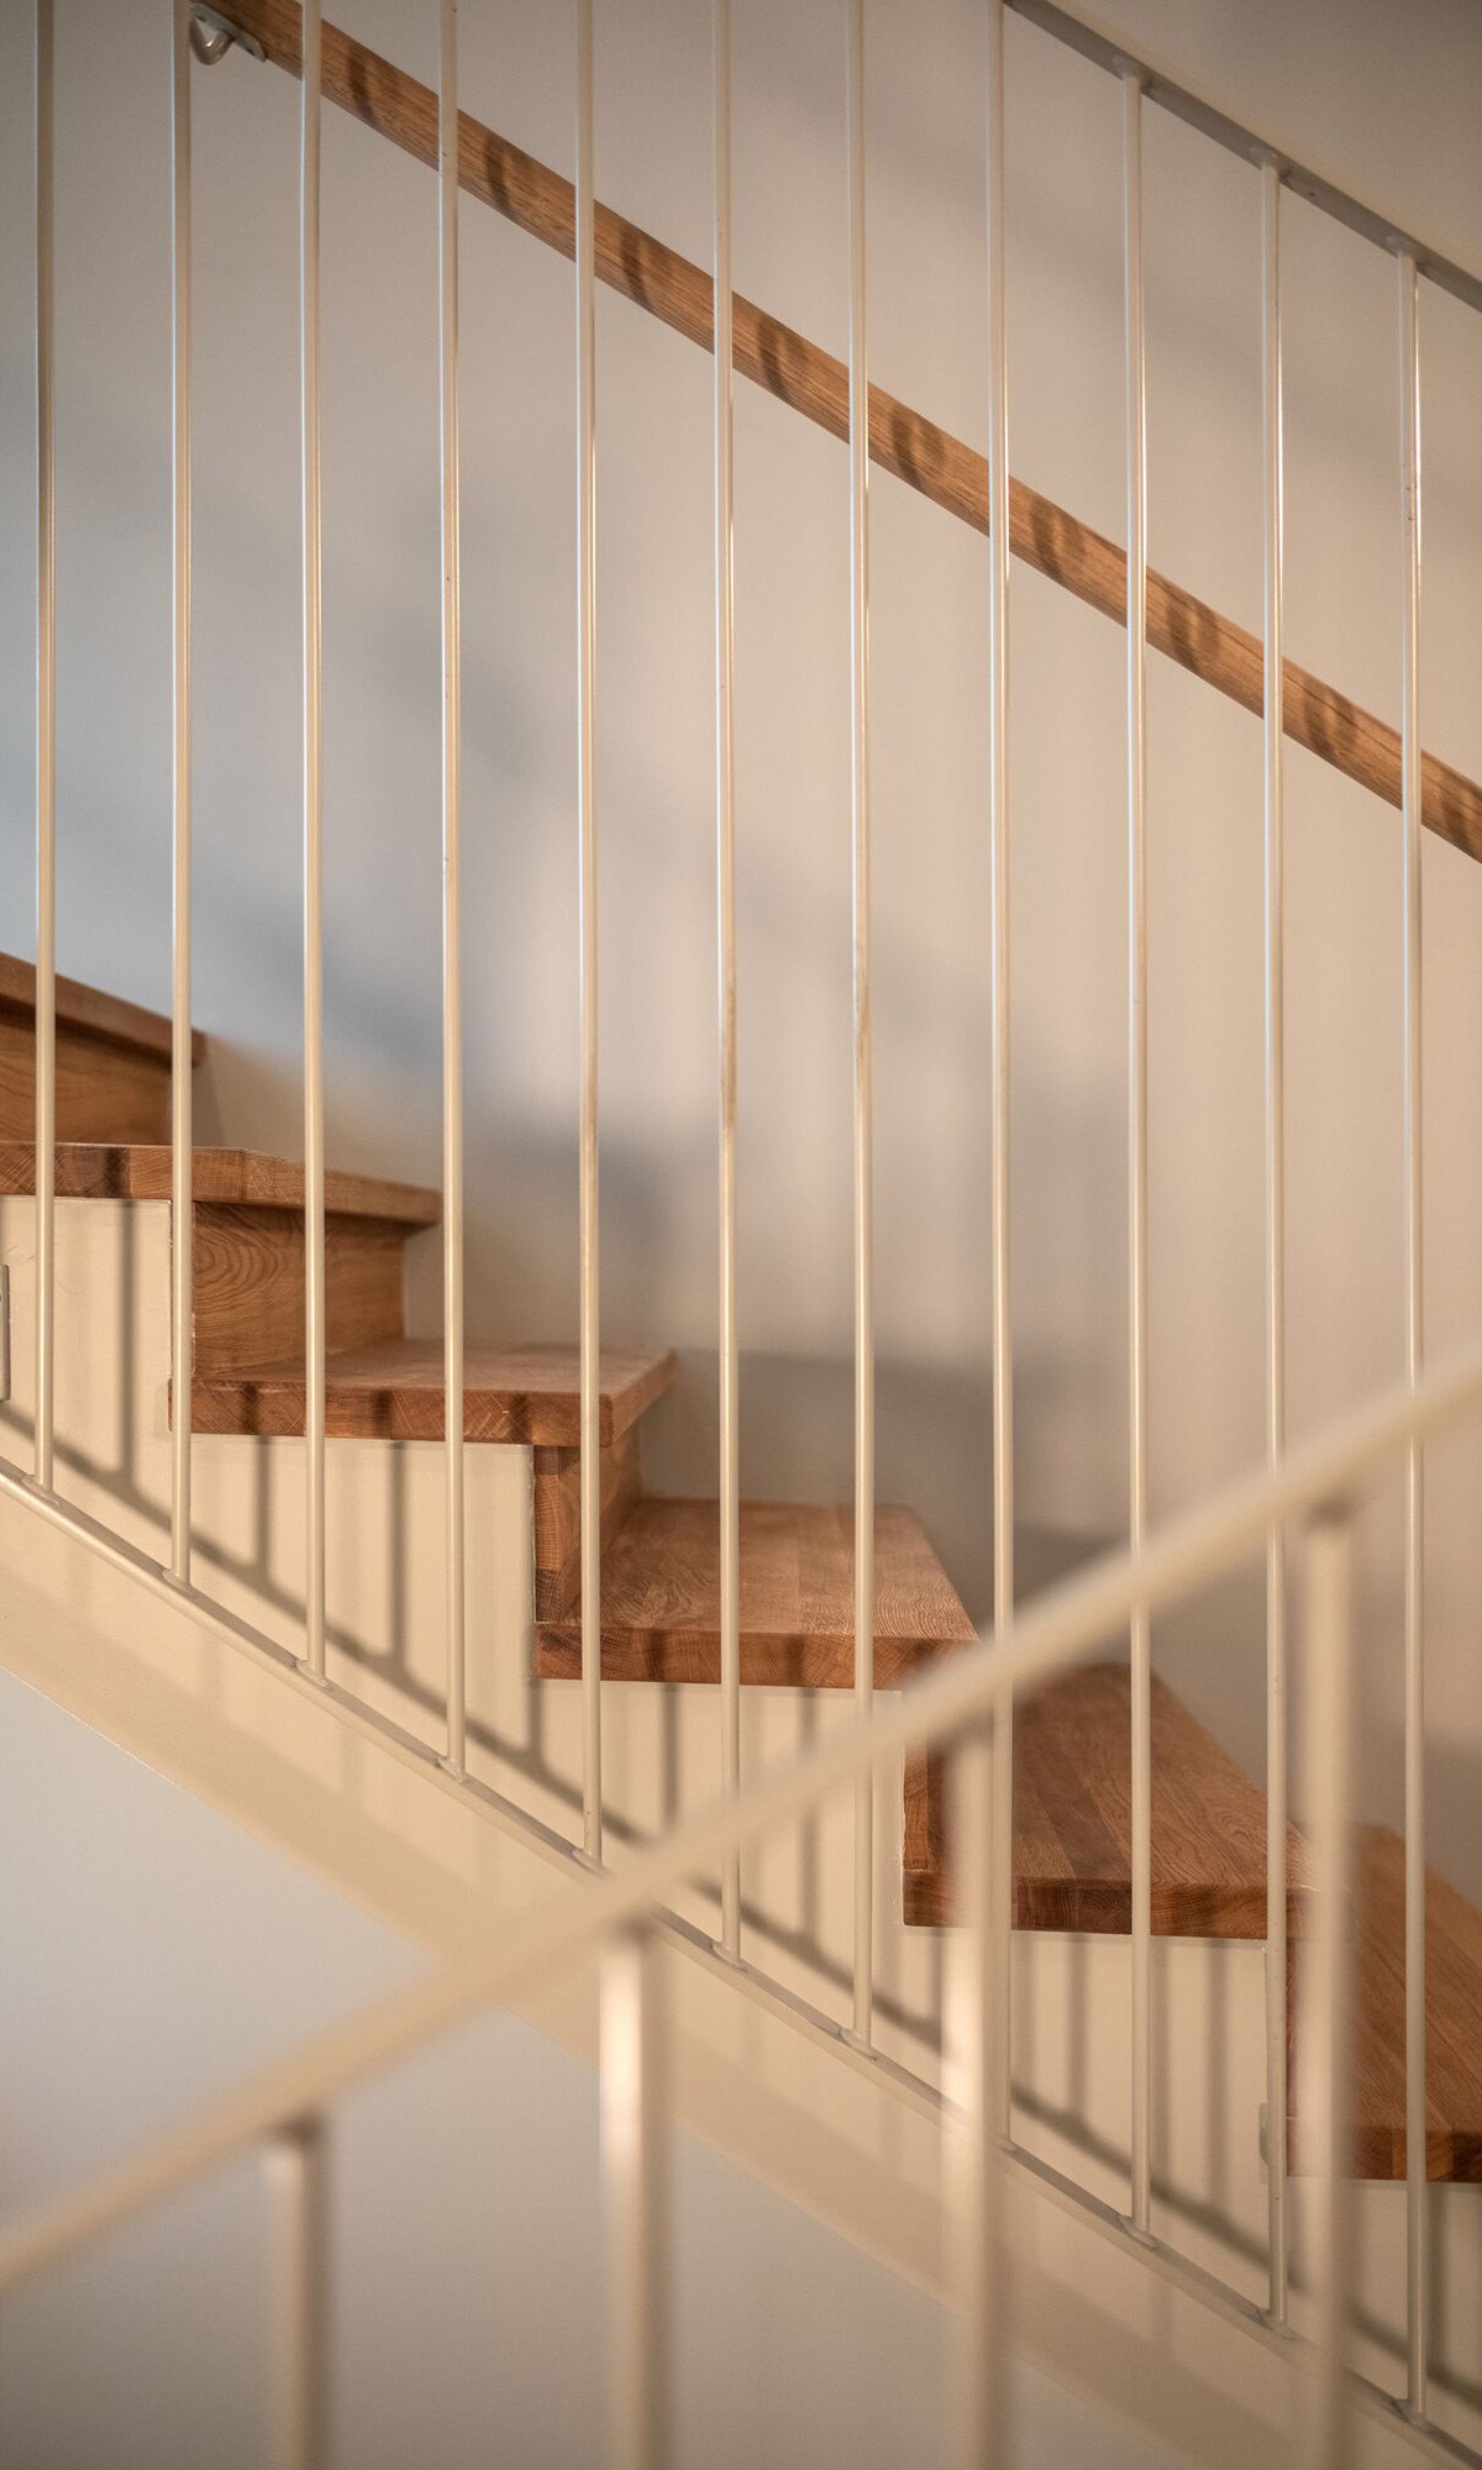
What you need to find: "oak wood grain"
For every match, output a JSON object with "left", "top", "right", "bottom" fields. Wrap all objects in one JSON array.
[
  {"left": 533, "top": 1426, "right": 643, "bottom": 1622},
  {"left": 904, "top": 1664, "right": 1315, "bottom": 1937},
  {"left": 533, "top": 1496, "right": 974, "bottom": 1685},
  {"left": 190, "top": 1337, "right": 676, "bottom": 1446},
  {"left": 223, "top": 0, "right": 1482, "bottom": 864},
  {"left": 190, "top": 1207, "right": 407, "bottom": 1375},
  {"left": 0, "top": 952, "right": 207, "bottom": 1065},
  {"left": 0, "top": 1143, "right": 439, "bottom": 1225},
  {"left": 0, "top": 1021, "right": 172, "bottom": 1144},
  {"left": 1289, "top": 1825, "right": 1482, "bottom": 2184}
]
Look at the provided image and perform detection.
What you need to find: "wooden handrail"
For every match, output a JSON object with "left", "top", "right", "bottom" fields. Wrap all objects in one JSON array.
[{"left": 223, "top": 0, "right": 1482, "bottom": 865}]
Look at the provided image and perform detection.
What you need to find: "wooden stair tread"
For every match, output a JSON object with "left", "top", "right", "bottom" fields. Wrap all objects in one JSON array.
[
  {"left": 1292, "top": 1826, "right": 1482, "bottom": 2183},
  {"left": 533, "top": 1497, "right": 975, "bottom": 1686},
  {"left": 0, "top": 1143, "right": 439, "bottom": 1226},
  {"left": 0, "top": 951, "right": 206, "bottom": 1066},
  {"left": 191, "top": 1338, "right": 677, "bottom": 1447},
  {"left": 905, "top": 1663, "right": 1315, "bottom": 1937}
]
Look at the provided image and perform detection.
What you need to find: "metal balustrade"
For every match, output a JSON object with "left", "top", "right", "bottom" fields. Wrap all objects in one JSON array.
[{"left": 10, "top": 0, "right": 1482, "bottom": 2460}]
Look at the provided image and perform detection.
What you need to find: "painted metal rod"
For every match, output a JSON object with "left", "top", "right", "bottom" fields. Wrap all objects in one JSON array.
[
  {"left": 438, "top": 0, "right": 466, "bottom": 1776},
  {"left": 945, "top": 1723, "right": 1007, "bottom": 2468},
  {"left": 713, "top": 0, "right": 741, "bottom": 1959},
  {"left": 1298, "top": 1514, "right": 1356, "bottom": 2470},
  {"left": 169, "top": 0, "right": 195, "bottom": 1587},
  {"left": 985, "top": 0, "right": 1015, "bottom": 2138},
  {"left": 265, "top": 2116, "right": 329, "bottom": 2470},
  {"left": 1260, "top": 153, "right": 1289, "bottom": 2330},
  {"left": 846, "top": 0, "right": 875, "bottom": 2052},
  {"left": 33, "top": 0, "right": 56, "bottom": 1498},
  {"left": 1122, "top": 65, "right": 1153, "bottom": 2242},
  {"left": 1397, "top": 242, "right": 1429, "bottom": 2420},
  {"left": 301, "top": 0, "right": 327, "bottom": 1686},
  {"left": 603, "top": 1930, "right": 668, "bottom": 2470},
  {"left": 576, "top": 0, "right": 602, "bottom": 1862}
]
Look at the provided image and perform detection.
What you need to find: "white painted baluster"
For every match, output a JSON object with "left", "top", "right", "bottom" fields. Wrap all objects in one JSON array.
[
  {"left": 985, "top": 0, "right": 1015, "bottom": 2134},
  {"left": 713, "top": 0, "right": 742, "bottom": 1960},
  {"left": 603, "top": 1929, "right": 668, "bottom": 2470},
  {"left": 439, "top": 0, "right": 467, "bottom": 1776},
  {"left": 301, "top": 0, "right": 327, "bottom": 1686},
  {"left": 576, "top": 0, "right": 602, "bottom": 1862},
  {"left": 846, "top": 0, "right": 875, "bottom": 2054},
  {"left": 945, "top": 1720, "right": 1006, "bottom": 2468},
  {"left": 1260, "top": 151, "right": 1290, "bottom": 2328},
  {"left": 169, "top": 0, "right": 195, "bottom": 1588},
  {"left": 33, "top": 0, "right": 56, "bottom": 1500},
  {"left": 1298, "top": 1514, "right": 1356, "bottom": 2470},
  {"left": 266, "top": 2116, "right": 328, "bottom": 2470},
  {"left": 1121, "top": 64, "right": 1153, "bottom": 2243},
  {"left": 1396, "top": 241, "right": 1429, "bottom": 2421}
]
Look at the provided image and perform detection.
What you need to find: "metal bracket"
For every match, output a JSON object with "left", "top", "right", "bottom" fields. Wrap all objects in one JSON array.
[{"left": 189, "top": 7, "right": 266, "bottom": 66}]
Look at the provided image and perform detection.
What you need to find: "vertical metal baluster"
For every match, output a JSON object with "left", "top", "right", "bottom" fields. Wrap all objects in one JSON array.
[
  {"left": 985, "top": 0, "right": 1014, "bottom": 2136},
  {"left": 1260, "top": 152, "right": 1290, "bottom": 2328},
  {"left": 266, "top": 2116, "right": 328, "bottom": 2470},
  {"left": 1397, "top": 243, "right": 1428, "bottom": 2421},
  {"left": 713, "top": 0, "right": 742, "bottom": 1960},
  {"left": 439, "top": 0, "right": 467, "bottom": 1776},
  {"left": 846, "top": 0, "right": 875, "bottom": 2053},
  {"left": 169, "top": 0, "right": 194, "bottom": 1587},
  {"left": 1298, "top": 1514, "right": 1356, "bottom": 2470},
  {"left": 603, "top": 1928, "right": 668, "bottom": 2470},
  {"left": 576, "top": 0, "right": 602, "bottom": 1862},
  {"left": 33, "top": 0, "right": 56, "bottom": 1499},
  {"left": 945, "top": 1720, "right": 1007, "bottom": 2468},
  {"left": 301, "top": 0, "right": 327, "bottom": 1686},
  {"left": 1122, "top": 65, "right": 1153, "bottom": 2242}
]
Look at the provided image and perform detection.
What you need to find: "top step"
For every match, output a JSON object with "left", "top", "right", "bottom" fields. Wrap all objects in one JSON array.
[{"left": 0, "top": 952, "right": 204, "bottom": 1146}]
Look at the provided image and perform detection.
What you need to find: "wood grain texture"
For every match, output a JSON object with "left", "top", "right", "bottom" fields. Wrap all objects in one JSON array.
[
  {"left": 533, "top": 1497, "right": 974, "bottom": 1685},
  {"left": 0, "top": 1020, "right": 172, "bottom": 1143},
  {"left": 0, "top": 951, "right": 206, "bottom": 1065},
  {"left": 1289, "top": 1826, "right": 1482, "bottom": 2184},
  {"left": 0, "top": 1143, "right": 439, "bottom": 1224},
  {"left": 223, "top": 0, "right": 1482, "bottom": 864},
  {"left": 190, "top": 1337, "right": 676, "bottom": 1446},
  {"left": 190, "top": 1208, "right": 407, "bottom": 1374},
  {"left": 533, "top": 1426, "right": 643, "bottom": 1622},
  {"left": 904, "top": 1664, "right": 1315, "bottom": 1937}
]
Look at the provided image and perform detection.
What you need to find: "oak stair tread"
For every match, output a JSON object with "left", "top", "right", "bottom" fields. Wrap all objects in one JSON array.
[
  {"left": 903, "top": 1663, "right": 1316, "bottom": 1936},
  {"left": 0, "top": 951, "right": 207, "bottom": 1066},
  {"left": 0, "top": 1143, "right": 439, "bottom": 1226},
  {"left": 1297, "top": 1825, "right": 1482, "bottom": 2184},
  {"left": 532, "top": 1496, "right": 975, "bottom": 1686},
  {"left": 192, "top": 1337, "right": 678, "bottom": 1447}
]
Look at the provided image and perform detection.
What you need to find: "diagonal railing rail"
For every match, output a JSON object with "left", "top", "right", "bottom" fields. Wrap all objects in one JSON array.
[{"left": 209, "top": 0, "right": 1482, "bottom": 862}]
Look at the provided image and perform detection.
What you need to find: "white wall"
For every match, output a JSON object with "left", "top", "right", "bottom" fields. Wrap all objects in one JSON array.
[
  {"left": 0, "top": 1667, "right": 1185, "bottom": 2470},
  {"left": 3, "top": 0, "right": 1482, "bottom": 1894}
]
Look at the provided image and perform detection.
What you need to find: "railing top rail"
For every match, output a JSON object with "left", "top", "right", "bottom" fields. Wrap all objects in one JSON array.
[
  {"left": 1011, "top": 0, "right": 1482, "bottom": 317},
  {"left": 6, "top": 1329, "right": 1482, "bottom": 2299}
]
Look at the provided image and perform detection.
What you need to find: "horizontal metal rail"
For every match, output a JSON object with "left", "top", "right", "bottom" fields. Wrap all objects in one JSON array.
[
  {"left": 6, "top": 1331, "right": 1482, "bottom": 2298},
  {"left": 191, "top": 0, "right": 1482, "bottom": 864}
]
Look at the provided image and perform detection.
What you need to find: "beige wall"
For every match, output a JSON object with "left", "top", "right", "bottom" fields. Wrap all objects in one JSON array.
[{"left": 2, "top": 0, "right": 1482, "bottom": 1900}]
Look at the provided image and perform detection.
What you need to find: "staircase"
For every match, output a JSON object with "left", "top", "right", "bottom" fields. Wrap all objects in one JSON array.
[{"left": 8, "top": 0, "right": 1482, "bottom": 2460}]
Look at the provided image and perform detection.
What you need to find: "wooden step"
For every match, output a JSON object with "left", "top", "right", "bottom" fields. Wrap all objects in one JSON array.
[
  {"left": 191, "top": 1337, "right": 677, "bottom": 1446},
  {"left": 0, "top": 1143, "right": 440, "bottom": 1377},
  {"left": 903, "top": 1663, "right": 1315, "bottom": 1936},
  {"left": 532, "top": 1497, "right": 975, "bottom": 1685},
  {"left": 0, "top": 953, "right": 205, "bottom": 1145},
  {"left": 1291, "top": 1826, "right": 1482, "bottom": 2184}
]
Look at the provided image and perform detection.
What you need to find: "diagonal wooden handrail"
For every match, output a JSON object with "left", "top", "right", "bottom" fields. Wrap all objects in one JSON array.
[{"left": 224, "top": 0, "right": 1482, "bottom": 864}]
